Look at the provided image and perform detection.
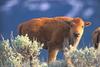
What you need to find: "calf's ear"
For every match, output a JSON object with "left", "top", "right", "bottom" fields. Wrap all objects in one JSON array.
[{"left": 85, "top": 21, "right": 91, "bottom": 27}]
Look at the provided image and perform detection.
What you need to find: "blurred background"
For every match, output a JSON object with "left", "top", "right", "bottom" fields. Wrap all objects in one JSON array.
[{"left": 0, "top": 0, "right": 100, "bottom": 61}]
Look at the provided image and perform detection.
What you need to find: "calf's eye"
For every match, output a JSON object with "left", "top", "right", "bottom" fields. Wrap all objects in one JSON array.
[{"left": 82, "top": 26, "right": 84, "bottom": 28}]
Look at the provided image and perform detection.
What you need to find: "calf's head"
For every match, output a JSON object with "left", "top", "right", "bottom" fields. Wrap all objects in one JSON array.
[{"left": 68, "top": 18, "right": 91, "bottom": 49}]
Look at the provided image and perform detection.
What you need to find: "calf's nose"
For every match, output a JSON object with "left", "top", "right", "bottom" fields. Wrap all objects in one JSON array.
[{"left": 73, "top": 32, "right": 80, "bottom": 37}]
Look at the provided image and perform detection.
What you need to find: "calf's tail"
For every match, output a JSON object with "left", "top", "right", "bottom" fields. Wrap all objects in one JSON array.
[{"left": 18, "top": 24, "right": 23, "bottom": 35}]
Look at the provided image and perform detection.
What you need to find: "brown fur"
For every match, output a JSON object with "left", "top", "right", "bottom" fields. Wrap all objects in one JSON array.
[
  {"left": 92, "top": 27, "right": 100, "bottom": 49},
  {"left": 18, "top": 16, "right": 91, "bottom": 63}
]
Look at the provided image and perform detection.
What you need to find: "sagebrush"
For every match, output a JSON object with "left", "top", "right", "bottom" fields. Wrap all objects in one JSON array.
[{"left": 0, "top": 35, "right": 100, "bottom": 67}]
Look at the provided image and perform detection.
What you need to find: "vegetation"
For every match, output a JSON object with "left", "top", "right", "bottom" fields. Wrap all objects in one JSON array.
[
  {"left": 0, "top": 34, "right": 100, "bottom": 67},
  {"left": 0, "top": 34, "right": 43, "bottom": 67}
]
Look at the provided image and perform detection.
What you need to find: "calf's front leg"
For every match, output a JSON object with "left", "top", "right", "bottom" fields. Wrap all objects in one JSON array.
[{"left": 48, "top": 46, "right": 59, "bottom": 63}]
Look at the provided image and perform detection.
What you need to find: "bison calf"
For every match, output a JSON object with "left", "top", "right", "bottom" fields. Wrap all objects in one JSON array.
[
  {"left": 18, "top": 17, "right": 91, "bottom": 63},
  {"left": 92, "top": 27, "right": 100, "bottom": 49}
]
